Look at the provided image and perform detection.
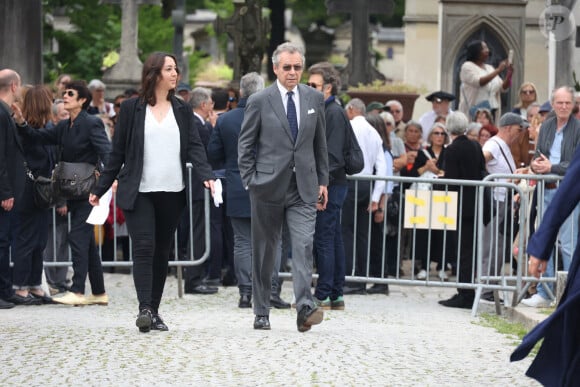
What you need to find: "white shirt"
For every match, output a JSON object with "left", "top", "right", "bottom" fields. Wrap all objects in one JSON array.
[
  {"left": 418, "top": 109, "right": 452, "bottom": 144},
  {"left": 350, "top": 115, "right": 387, "bottom": 203},
  {"left": 482, "top": 136, "right": 515, "bottom": 202},
  {"left": 276, "top": 80, "right": 300, "bottom": 128},
  {"left": 140, "top": 105, "right": 184, "bottom": 192}
]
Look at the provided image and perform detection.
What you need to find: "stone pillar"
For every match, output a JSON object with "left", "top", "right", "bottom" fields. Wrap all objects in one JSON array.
[
  {"left": 103, "top": 0, "right": 144, "bottom": 99},
  {"left": 0, "top": 0, "right": 43, "bottom": 84}
]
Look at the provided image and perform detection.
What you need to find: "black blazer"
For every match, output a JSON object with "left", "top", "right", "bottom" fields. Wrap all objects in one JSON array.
[
  {"left": 0, "top": 101, "right": 25, "bottom": 203},
  {"left": 92, "top": 96, "right": 214, "bottom": 211},
  {"left": 442, "top": 135, "right": 486, "bottom": 219}
]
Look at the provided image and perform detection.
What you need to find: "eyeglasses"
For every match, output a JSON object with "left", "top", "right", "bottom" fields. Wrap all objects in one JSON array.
[
  {"left": 521, "top": 90, "right": 535, "bottom": 95},
  {"left": 281, "top": 64, "right": 303, "bottom": 72},
  {"left": 62, "top": 90, "right": 76, "bottom": 97},
  {"left": 432, "top": 132, "right": 446, "bottom": 136},
  {"left": 306, "top": 82, "right": 323, "bottom": 89}
]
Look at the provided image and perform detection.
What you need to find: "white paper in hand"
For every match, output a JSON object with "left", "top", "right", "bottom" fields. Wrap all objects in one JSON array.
[
  {"left": 86, "top": 188, "right": 113, "bottom": 225},
  {"left": 213, "top": 179, "right": 223, "bottom": 207}
]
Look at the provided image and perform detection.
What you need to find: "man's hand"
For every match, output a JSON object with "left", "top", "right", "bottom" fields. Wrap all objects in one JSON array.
[
  {"left": 204, "top": 179, "right": 215, "bottom": 197},
  {"left": 56, "top": 205, "right": 68, "bottom": 216},
  {"left": 530, "top": 154, "right": 551, "bottom": 174},
  {"left": 316, "top": 186, "right": 328, "bottom": 211},
  {"left": 1, "top": 198, "right": 14, "bottom": 212},
  {"left": 528, "top": 256, "right": 547, "bottom": 279}
]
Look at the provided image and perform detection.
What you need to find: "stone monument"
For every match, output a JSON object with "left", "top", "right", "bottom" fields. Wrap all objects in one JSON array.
[{"left": 0, "top": 0, "right": 43, "bottom": 84}]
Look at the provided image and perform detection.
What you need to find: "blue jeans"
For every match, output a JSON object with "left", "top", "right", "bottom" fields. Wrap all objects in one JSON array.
[
  {"left": 537, "top": 188, "right": 580, "bottom": 299},
  {"left": 314, "top": 184, "right": 348, "bottom": 300}
]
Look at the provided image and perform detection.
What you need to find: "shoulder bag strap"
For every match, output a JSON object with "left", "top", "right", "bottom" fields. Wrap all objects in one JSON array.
[{"left": 491, "top": 138, "right": 514, "bottom": 173}]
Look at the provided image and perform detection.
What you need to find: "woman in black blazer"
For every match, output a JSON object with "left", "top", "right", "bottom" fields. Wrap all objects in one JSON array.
[
  {"left": 90, "top": 52, "right": 215, "bottom": 333},
  {"left": 15, "top": 80, "right": 111, "bottom": 307}
]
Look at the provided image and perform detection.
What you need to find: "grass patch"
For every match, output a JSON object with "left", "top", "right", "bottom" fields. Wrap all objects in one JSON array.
[{"left": 477, "top": 313, "right": 542, "bottom": 356}]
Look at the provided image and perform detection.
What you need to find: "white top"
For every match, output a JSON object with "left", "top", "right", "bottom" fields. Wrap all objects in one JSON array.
[
  {"left": 482, "top": 136, "right": 515, "bottom": 202},
  {"left": 459, "top": 61, "right": 504, "bottom": 117},
  {"left": 350, "top": 115, "right": 387, "bottom": 203},
  {"left": 139, "top": 105, "right": 184, "bottom": 192}
]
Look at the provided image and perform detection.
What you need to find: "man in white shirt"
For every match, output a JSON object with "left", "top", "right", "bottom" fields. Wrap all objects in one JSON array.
[
  {"left": 341, "top": 98, "right": 387, "bottom": 294},
  {"left": 481, "top": 112, "right": 526, "bottom": 301}
]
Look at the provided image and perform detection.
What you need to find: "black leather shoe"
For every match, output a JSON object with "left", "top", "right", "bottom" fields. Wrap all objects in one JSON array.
[
  {"left": 343, "top": 285, "right": 367, "bottom": 295},
  {"left": 239, "top": 294, "right": 252, "bottom": 308},
  {"left": 297, "top": 305, "right": 323, "bottom": 333},
  {"left": 269, "top": 294, "right": 290, "bottom": 309},
  {"left": 30, "top": 292, "right": 54, "bottom": 304},
  {"left": 366, "top": 284, "right": 389, "bottom": 295},
  {"left": 185, "top": 284, "right": 218, "bottom": 295},
  {"left": 6, "top": 294, "right": 42, "bottom": 306},
  {"left": 0, "top": 298, "right": 14, "bottom": 309},
  {"left": 136, "top": 309, "right": 153, "bottom": 333},
  {"left": 151, "top": 314, "right": 169, "bottom": 331},
  {"left": 438, "top": 294, "right": 474, "bottom": 309},
  {"left": 253, "top": 315, "right": 271, "bottom": 330}
]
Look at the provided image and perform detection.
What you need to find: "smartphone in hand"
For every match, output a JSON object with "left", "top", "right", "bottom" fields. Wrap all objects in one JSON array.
[{"left": 508, "top": 49, "right": 514, "bottom": 65}]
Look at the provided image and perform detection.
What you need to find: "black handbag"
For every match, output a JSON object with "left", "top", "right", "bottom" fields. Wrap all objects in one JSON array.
[
  {"left": 25, "top": 164, "right": 56, "bottom": 209},
  {"left": 52, "top": 161, "right": 97, "bottom": 200}
]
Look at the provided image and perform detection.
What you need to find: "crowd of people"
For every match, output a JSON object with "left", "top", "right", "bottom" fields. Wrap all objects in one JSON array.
[{"left": 1, "top": 39, "right": 580, "bottom": 341}]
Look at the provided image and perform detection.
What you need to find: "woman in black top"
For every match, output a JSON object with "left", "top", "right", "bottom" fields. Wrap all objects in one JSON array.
[{"left": 90, "top": 52, "right": 215, "bottom": 333}]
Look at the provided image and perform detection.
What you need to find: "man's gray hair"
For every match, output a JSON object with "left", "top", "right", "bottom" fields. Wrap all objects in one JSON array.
[
  {"left": 190, "top": 87, "right": 212, "bottom": 109},
  {"left": 240, "top": 72, "right": 264, "bottom": 98},
  {"left": 345, "top": 98, "right": 366, "bottom": 115},
  {"left": 445, "top": 111, "right": 469, "bottom": 136},
  {"left": 52, "top": 99, "right": 64, "bottom": 116},
  {"left": 550, "top": 86, "right": 575, "bottom": 103},
  {"left": 272, "top": 42, "right": 305, "bottom": 67},
  {"left": 385, "top": 100, "right": 403, "bottom": 111}
]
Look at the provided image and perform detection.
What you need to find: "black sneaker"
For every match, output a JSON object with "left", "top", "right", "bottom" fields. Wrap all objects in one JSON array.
[{"left": 136, "top": 309, "right": 153, "bottom": 333}]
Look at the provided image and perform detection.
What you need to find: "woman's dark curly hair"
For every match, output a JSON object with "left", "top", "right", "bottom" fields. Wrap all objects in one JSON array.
[
  {"left": 140, "top": 52, "right": 179, "bottom": 106},
  {"left": 465, "top": 40, "right": 484, "bottom": 63}
]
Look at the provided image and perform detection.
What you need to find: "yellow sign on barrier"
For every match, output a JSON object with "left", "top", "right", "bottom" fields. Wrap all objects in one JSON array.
[{"left": 404, "top": 190, "right": 458, "bottom": 230}]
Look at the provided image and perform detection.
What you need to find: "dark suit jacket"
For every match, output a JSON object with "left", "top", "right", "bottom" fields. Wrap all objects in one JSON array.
[
  {"left": 189, "top": 114, "right": 211, "bottom": 202},
  {"left": 443, "top": 135, "right": 486, "bottom": 219},
  {"left": 92, "top": 96, "right": 214, "bottom": 211},
  {"left": 207, "top": 98, "right": 250, "bottom": 218},
  {"left": 238, "top": 83, "right": 329, "bottom": 203},
  {"left": 0, "top": 100, "right": 25, "bottom": 203},
  {"left": 511, "top": 144, "right": 580, "bottom": 386}
]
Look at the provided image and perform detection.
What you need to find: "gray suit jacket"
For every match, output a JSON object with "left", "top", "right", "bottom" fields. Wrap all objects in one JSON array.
[{"left": 238, "top": 83, "right": 329, "bottom": 203}]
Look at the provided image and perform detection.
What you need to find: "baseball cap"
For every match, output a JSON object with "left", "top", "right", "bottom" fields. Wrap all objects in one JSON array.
[{"left": 366, "top": 101, "right": 389, "bottom": 112}]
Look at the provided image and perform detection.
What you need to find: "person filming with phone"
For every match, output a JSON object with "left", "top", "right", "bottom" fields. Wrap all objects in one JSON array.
[{"left": 458, "top": 40, "right": 513, "bottom": 122}]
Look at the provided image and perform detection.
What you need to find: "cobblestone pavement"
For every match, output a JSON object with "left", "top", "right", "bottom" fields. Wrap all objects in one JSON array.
[{"left": 1, "top": 273, "right": 538, "bottom": 386}]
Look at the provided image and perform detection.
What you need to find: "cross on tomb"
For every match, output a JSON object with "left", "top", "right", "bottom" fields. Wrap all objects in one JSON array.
[{"left": 326, "top": 0, "right": 394, "bottom": 86}]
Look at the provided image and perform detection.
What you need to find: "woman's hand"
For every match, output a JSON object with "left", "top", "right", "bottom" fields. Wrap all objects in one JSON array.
[{"left": 88, "top": 194, "right": 100, "bottom": 207}]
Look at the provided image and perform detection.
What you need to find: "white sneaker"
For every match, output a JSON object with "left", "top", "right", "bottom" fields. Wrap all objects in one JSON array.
[
  {"left": 521, "top": 293, "right": 551, "bottom": 308},
  {"left": 416, "top": 269, "right": 427, "bottom": 280},
  {"left": 438, "top": 270, "right": 449, "bottom": 281}
]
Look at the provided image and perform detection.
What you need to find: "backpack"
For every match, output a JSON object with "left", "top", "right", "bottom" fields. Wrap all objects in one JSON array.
[{"left": 343, "top": 122, "right": 364, "bottom": 175}]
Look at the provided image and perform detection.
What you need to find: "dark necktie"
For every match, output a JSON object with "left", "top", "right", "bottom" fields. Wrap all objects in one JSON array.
[{"left": 286, "top": 91, "right": 298, "bottom": 142}]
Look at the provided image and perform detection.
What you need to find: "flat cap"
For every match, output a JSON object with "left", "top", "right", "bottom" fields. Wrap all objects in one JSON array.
[
  {"left": 425, "top": 91, "right": 456, "bottom": 102},
  {"left": 499, "top": 112, "right": 525, "bottom": 127},
  {"left": 366, "top": 101, "right": 389, "bottom": 112},
  {"left": 539, "top": 100, "right": 552, "bottom": 113}
]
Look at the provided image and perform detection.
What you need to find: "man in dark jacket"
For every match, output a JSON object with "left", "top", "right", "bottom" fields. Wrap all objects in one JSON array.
[
  {"left": 0, "top": 69, "right": 26, "bottom": 309},
  {"left": 307, "top": 62, "right": 350, "bottom": 310}
]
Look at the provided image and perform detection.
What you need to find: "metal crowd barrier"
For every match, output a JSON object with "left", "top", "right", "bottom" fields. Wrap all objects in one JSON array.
[
  {"left": 42, "top": 163, "right": 212, "bottom": 298},
  {"left": 343, "top": 172, "right": 572, "bottom": 316}
]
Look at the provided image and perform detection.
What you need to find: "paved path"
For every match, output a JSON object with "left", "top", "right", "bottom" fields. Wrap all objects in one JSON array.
[{"left": 1, "top": 273, "right": 538, "bottom": 386}]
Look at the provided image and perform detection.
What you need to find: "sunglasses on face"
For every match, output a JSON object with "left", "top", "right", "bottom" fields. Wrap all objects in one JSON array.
[
  {"left": 521, "top": 90, "right": 535, "bottom": 95},
  {"left": 62, "top": 90, "right": 76, "bottom": 97},
  {"left": 306, "top": 82, "right": 322, "bottom": 89},
  {"left": 281, "top": 64, "right": 303, "bottom": 72},
  {"left": 432, "top": 132, "right": 446, "bottom": 136}
]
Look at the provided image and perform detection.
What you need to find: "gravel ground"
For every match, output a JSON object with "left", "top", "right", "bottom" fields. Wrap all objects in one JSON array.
[{"left": 0, "top": 272, "right": 538, "bottom": 386}]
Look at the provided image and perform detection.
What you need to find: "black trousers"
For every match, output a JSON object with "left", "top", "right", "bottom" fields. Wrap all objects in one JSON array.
[{"left": 124, "top": 191, "right": 185, "bottom": 312}]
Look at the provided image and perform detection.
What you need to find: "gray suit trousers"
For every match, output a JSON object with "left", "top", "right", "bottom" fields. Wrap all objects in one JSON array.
[{"left": 250, "top": 175, "right": 316, "bottom": 316}]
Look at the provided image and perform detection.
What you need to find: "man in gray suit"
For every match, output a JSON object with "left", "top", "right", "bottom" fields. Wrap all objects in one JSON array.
[{"left": 238, "top": 42, "right": 329, "bottom": 332}]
